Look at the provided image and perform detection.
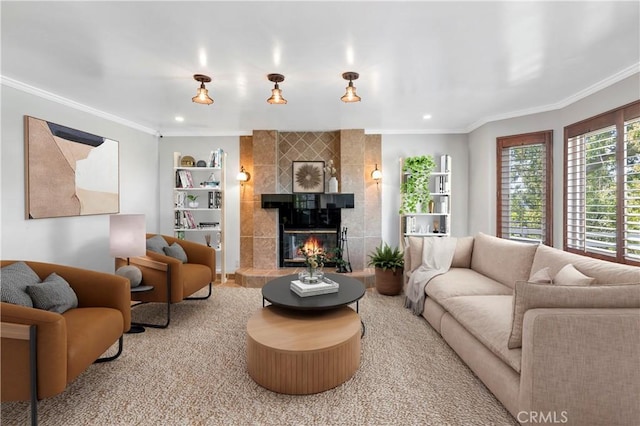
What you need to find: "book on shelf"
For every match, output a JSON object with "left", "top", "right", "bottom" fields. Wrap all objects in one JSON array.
[
  {"left": 184, "top": 211, "right": 196, "bottom": 229},
  {"left": 177, "top": 170, "right": 194, "bottom": 188},
  {"left": 208, "top": 191, "right": 214, "bottom": 208},
  {"left": 208, "top": 149, "right": 224, "bottom": 168}
]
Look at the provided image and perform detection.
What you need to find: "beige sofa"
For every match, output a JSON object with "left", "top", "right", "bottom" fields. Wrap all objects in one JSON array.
[{"left": 404, "top": 233, "right": 640, "bottom": 426}]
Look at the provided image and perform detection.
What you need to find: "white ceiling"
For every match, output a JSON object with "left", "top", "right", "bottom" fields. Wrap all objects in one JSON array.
[{"left": 2, "top": 1, "right": 639, "bottom": 136}]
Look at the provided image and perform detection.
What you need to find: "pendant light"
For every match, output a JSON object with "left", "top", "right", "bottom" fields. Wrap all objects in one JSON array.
[
  {"left": 266, "top": 73, "right": 287, "bottom": 104},
  {"left": 192, "top": 74, "right": 214, "bottom": 105},
  {"left": 341, "top": 72, "right": 361, "bottom": 103}
]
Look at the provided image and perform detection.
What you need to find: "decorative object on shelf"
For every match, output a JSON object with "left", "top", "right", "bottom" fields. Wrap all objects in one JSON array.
[
  {"left": 237, "top": 165, "right": 251, "bottom": 186},
  {"left": 324, "top": 159, "right": 338, "bottom": 193},
  {"left": 371, "top": 164, "right": 382, "bottom": 187},
  {"left": 204, "top": 234, "right": 211, "bottom": 247},
  {"left": 266, "top": 73, "right": 287, "bottom": 104},
  {"left": 173, "top": 152, "right": 181, "bottom": 167},
  {"left": 109, "top": 214, "right": 146, "bottom": 287},
  {"left": 340, "top": 71, "right": 361, "bottom": 103},
  {"left": 399, "top": 155, "right": 436, "bottom": 214},
  {"left": 196, "top": 160, "right": 207, "bottom": 167},
  {"left": 192, "top": 74, "right": 214, "bottom": 105},
  {"left": 428, "top": 200, "right": 435, "bottom": 213},
  {"left": 367, "top": 243, "right": 404, "bottom": 296},
  {"left": 25, "top": 116, "right": 119, "bottom": 219},
  {"left": 180, "top": 155, "right": 195, "bottom": 167},
  {"left": 292, "top": 161, "right": 325, "bottom": 193},
  {"left": 187, "top": 194, "right": 199, "bottom": 208}
]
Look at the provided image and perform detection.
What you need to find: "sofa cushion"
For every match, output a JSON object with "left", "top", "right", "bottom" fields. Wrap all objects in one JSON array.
[
  {"left": 27, "top": 273, "right": 78, "bottom": 314},
  {"left": 528, "top": 266, "right": 553, "bottom": 283},
  {"left": 451, "top": 236, "right": 474, "bottom": 268},
  {"left": 163, "top": 242, "right": 188, "bottom": 263},
  {"left": 425, "top": 268, "right": 513, "bottom": 304},
  {"left": 553, "top": 263, "right": 595, "bottom": 286},
  {"left": 407, "top": 236, "right": 474, "bottom": 272},
  {"left": 508, "top": 281, "right": 640, "bottom": 349},
  {"left": 440, "top": 295, "right": 522, "bottom": 373},
  {"left": 408, "top": 236, "right": 423, "bottom": 272},
  {"left": 1, "top": 261, "right": 40, "bottom": 307},
  {"left": 146, "top": 234, "right": 169, "bottom": 254},
  {"left": 470, "top": 233, "right": 538, "bottom": 289},
  {"left": 530, "top": 244, "right": 640, "bottom": 285}
]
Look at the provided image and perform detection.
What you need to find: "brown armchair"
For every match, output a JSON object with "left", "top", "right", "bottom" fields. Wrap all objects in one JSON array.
[
  {"left": 115, "top": 234, "right": 215, "bottom": 328},
  {"left": 1, "top": 260, "right": 130, "bottom": 424}
]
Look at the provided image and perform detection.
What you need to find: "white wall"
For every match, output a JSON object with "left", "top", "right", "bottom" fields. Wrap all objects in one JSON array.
[
  {"left": 1, "top": 86, "right": 159, "bottom": 273},
  {"left": 158, "top": 137, "right": 240, "bottom": 273},
  {"left": 381, "top": 133, "right": 469, "bottom": 246},
  {"left": 467, "top": 73, "right": 640, "bottom": 247}
]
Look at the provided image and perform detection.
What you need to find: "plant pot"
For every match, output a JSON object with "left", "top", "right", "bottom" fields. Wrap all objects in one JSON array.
[
  {"left": 188, "top": 201, "right": 199, "bottom": 208},
  {"left": 374, "top": 267, "right": 404, "bottom": 296}
]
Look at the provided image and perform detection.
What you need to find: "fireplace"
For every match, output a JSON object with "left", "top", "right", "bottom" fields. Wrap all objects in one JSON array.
[{"left": 261, "top": 193, "right": 354, "bottom": 267}]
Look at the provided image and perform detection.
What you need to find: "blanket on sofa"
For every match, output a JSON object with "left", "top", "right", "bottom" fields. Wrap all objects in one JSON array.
[{"left": 405, "top": 237, "right": 457, "bottom": 315}]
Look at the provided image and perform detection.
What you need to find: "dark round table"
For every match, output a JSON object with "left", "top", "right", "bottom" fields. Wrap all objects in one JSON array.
[{"left": 262, "top": 273, "right": 366, "bottom": 312}]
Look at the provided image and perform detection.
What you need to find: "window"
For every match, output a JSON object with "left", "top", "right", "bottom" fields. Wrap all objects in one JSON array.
[
  {"left": 497, "top": 131, "right": 553, "bottom": 245},
  {"left": 564, "top": 100, "right": 640, "bottom": 265}
]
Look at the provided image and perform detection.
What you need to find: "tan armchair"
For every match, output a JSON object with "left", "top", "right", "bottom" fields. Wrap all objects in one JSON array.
[
  {"left": 1, "top": 260, "right": 130, "bottom": 424},
  {"left": 115, "top": 234, "right": 215, "bottom": 328}
]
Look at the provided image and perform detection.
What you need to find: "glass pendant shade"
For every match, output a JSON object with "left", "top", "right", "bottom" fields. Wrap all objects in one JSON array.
[
  {"left": 192, "top": 83, "right": 214, "bottom": 105},
  {"left": 341, "top": 81, "right": 361, "bottom": 103},
  {"left": 267, "top": 83, "right": 287, "bottom": 104}
]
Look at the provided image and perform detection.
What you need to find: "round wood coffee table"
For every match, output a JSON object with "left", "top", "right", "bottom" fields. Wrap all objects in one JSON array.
[{"left": 246, "top": 305, "right": 361, "bottom": 395}]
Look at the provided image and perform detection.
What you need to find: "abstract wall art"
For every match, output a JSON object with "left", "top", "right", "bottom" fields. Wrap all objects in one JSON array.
[
  {"left": 24, "top": 116, "right": 119, "bottom": 219},
  {"left": 292, "top": 161, "right": 325, "bottom": 193}
]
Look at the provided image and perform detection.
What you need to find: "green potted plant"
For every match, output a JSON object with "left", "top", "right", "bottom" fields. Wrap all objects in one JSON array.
[
  {"left": 187, "top": 194, "right": 199, "bottom": 208},
  {"left": 400, "top": 155, "right": 436, "bottom": 214},
  {"left": 367, "top": 243, "right": 404, "bottom": 296}
]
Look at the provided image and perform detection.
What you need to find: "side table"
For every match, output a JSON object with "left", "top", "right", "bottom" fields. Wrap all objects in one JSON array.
[{"left": 127, "top": 285, "right": 154, "bottom": 333}]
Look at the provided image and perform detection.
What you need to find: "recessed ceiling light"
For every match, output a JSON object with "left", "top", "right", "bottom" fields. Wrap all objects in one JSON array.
[
  {"left": 175, "top": 116, "right": 184, "bottom": 122},
  {"left": 423, "top": 114, "right": 432, "bottom": 120}
]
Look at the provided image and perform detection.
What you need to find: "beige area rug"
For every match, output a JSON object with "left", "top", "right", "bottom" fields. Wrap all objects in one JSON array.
[{"left": 2, "top": 287, "right": 517, "bottom": 425}]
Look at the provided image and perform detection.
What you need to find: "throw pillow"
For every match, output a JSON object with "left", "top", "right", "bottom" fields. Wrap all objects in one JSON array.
[
  {"left": 507, "top": 281, "right": 640, "bottom": 349},
  {"left": 553, "top": 263, "right": 595, "bottom": 286},
  {"left": 163, "top": 242, "right": 188, "bottom": 263},
  {"left": 0, "top": 261, "right": 40, "bottom": 307},
  {"left": 26, "top": 273, "right": 78, "bottom": 314},
  {"left": 146, "top": 235, "right": 169, "bottom": 254},
  {"left": 529, "top": 266, "right": 553, "bottom": 284},
  {"left": 115, "top": 265, "right": 142, "bottom": 287}
]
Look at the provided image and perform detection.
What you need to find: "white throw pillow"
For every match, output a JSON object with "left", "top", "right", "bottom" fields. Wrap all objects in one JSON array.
[
  {"left": 529, "top": 266, "right": 553, "bottom": 284},
  {"left": 553, "top": 264, "right": 595, "bottom": 286}
]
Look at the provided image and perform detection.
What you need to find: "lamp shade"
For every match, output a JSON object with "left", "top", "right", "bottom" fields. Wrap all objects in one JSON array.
[
  {"left": 109, "top": 214, "right": 146, "bottom": 258},
  {"left": 371, "top": 165, "right": 382, "bottom": 181}
]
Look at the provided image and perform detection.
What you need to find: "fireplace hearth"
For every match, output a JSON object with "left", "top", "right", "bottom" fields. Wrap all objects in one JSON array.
[{"left": 261, "top": 193, "right": 354, "bottom": 267}]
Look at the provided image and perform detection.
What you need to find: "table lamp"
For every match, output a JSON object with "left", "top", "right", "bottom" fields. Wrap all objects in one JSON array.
[{"left": 109, "top": 214, "right": 146, "bottom": 287}]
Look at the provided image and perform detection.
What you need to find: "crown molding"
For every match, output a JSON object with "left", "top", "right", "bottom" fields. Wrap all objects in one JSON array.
[
  {"left": 1, "top": 75, "right": 158, "bottom": 136},
  {"left": 465, "top": 62, "right": 640, "bottom": 133}
]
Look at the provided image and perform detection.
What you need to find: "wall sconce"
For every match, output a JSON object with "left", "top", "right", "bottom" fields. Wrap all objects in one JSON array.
[
  {"left": 237, "top": 165, "right": 251, "bottom": 186},
  {"left": 192, "top": 74, "right": 214, "bottom": 105},
  {"left": 266, "top": 73, "right": 287, "bottom": 104},
  {"left": 341, "top": 71, "right": 361, "bottom": 103},
  {"left": 371, "top": 164, "right": 382, "bottom": 186}
]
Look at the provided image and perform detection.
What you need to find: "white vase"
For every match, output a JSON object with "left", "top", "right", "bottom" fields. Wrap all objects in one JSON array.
[
  {"left": 328, "top": 176, "right": 339, "bottom": 193},
  {"left": 188, "top": 201, "right": 199, "bottom": 208}
]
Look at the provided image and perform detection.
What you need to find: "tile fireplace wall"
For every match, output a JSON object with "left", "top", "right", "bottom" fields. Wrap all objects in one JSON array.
[{"left": 240, "top": 129, "right": 382, "bottom": 271}]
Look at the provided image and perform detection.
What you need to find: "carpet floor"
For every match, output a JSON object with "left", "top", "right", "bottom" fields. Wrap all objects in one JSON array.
[{"left": 2, "top": 287, "right": 517, "bottom": 425}]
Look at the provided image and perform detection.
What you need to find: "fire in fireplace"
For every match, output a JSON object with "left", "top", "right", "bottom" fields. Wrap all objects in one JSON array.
[{"left": 282, "top": 232, "right": 338, "bottom": 267}]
